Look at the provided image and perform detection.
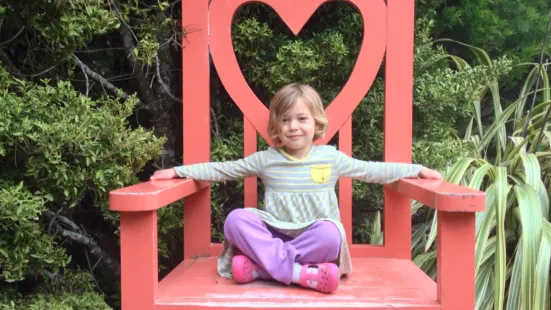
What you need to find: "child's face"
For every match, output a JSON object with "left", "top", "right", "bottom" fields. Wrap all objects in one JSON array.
[{"left": 278, "top": 98, "right": 316, "bottom": 157}]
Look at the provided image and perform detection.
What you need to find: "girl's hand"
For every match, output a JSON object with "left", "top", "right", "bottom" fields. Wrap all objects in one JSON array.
[
  {"left": 150, "top": 168, "right": 178, "bottom": 180},
  {"left": 418, "top": 167, "right": 442, "bottom": 180}
]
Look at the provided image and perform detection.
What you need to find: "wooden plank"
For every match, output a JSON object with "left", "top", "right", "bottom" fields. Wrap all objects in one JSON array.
[
  {"left": 244, "top": 116, "right": 257, "bottom": 208},
  {"left": 382, "top": 0, "right": 415, "bottom": 259},
  {"left": 156, "top": 257, "right": 439, "bottom": 309},
  {"left": 156, "top": 304, "right": 439, "bottom": 310},
  {"left": 437, "top": 212, "right": 476, "bottom": 309},
  {"left": 386, "top": 179, "right": 485, "bottom": 212},
  {"left": 110, "top": 179, "right": 208, "bottom": 212},
  {"left": 182, "top": 0, "right": 210, "bottom": 259},
  {"left": 120, "top": 212, "right": 158, "bottom": 310},
  {"left": 338, "top": 117, "right": 353, "bottom": 249}
]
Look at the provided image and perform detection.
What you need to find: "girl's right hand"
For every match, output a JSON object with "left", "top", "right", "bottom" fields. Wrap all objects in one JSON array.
[{"left": 150, "top": 168, "right": 178, "bottom": 180}]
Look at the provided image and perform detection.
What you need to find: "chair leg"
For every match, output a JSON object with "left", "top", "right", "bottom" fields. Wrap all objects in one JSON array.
[
  {"left": 437, "top": 211, "right": 476, "bottom": 310},
  {"left": 120, "top": 211, "right": 158, "bottom": 310}
]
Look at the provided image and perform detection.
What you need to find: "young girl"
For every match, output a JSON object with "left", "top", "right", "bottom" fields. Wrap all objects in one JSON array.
[{"left": 150, "top": 83, "right": 442, "bottom": 294}]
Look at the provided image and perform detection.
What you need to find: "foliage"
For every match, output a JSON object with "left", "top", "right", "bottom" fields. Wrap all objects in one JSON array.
[
  {"left": 432, "top": 0, "right": 550, "bottom": 61},
  {"left": 412, "top": 42, "right": 551, "bottom": 310},
  {"left": 5, "top": 0, "right": 119, "bottom": 51},
  {"left": 0, "top": 182, "right": 67, "bottom": 283},
  {"left": 1, "top": 270, "right": 111, "bottom": 310},
  {"left": 0, "top": 62, "right": 164, "bottom": 306},
  {"left": 1, "top": 0, "right": 179, "bottom": 307}
]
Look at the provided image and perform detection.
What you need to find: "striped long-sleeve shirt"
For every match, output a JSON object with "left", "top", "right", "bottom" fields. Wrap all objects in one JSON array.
[{"left": 173, "top": 145, "right": 423, "bottom": 279}]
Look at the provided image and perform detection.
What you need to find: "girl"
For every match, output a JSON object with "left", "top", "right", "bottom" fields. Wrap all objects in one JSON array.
[{"left": 150, "top": 83, "right": 442, "bottom": 294}]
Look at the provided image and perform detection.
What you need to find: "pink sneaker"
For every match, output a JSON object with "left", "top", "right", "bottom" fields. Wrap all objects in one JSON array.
[
  {"left": 232, "top": 255, "right": 260, "bottom": 284},
  {"left": 299, "top": 263, "right": 339, "bottom": 293}
]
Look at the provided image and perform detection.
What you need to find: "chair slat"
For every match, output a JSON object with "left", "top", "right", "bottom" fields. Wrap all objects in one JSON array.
[{"left": 244, "top": 116, "right": 258, "bottom": 208}]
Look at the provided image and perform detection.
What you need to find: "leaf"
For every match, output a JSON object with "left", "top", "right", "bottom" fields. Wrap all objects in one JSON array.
[
  {"left": 533, "top": 221, "right": 551, "bottom": 310},
  {"left": 494, "top": 167, "right": 508, "bottom": 310},
  {"left": 446, "top": 157, "right": 477, "bottom": 184},
  {"left": 469, "top": 163, "right": 493, "bottom": 191},
  {"left": 519, "top": 153, "right": 541, "bottom": 190},
  {"left": 515, "top": 65, "right": 540, "bottom": 129},
  {"left": 489, "top": 81, "right": 506, "bottom": 155},
  {"left": 476, "top": 262, "right": 494, "bottom": 310},
  {"left": 506, "top": 242, "right": 522, "bottom": 310},
  {"left": 514, "top": 184, "right": 543, "bottom": 310},
  {"left": 370, "top": 211, "right": 382, "bottom": 245},
  {"left": 465, "top": 116, "right": 474, "bottom": 140},
  {"left": 506, "top": 136, "right": 529, "bottom": 160},
  {"left": 411, "top": 222, "right": 429, "bottom": 252},
  {"left": 425, "top": 211, "right": 438, "bottom": 252},
  {"left": 536, "top": 179, "right": 549, "bottom": 219},
  {"left": 475, "top": 184, "right": 496, "bottom": 275},
  {"left": 478, "top": 99, "right": 518, "bottom": 154}
]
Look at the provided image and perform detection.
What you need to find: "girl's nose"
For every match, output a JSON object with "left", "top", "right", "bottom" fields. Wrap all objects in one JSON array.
[{"left": 289, "top": 120, "right": 298, "bottom": 129}]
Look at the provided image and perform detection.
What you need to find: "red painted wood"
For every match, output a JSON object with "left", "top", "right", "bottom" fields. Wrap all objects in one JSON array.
[
  {"left": 156, "top": 304, "right": 440, "bottom": 310},
  {"left": 383, "top": 187, "right": 412, "bottom": 259},
  {"left": 350, "top": 244, "right": 409, "bottom": 257},
  {"left": 120, "top": 212, "right": 158, "bottom": 310},
  {"left": 338, "top": 117, "right": 353, "bottom": 248},
  {"left": 437, "top": 212, "right": 476, "bottom": 309},
  {"left": 110, "top": 179, "right": 207, "bottom": 211},
  {"left": 156, "top": 306, "right": 439, "bottom": 310},
  {"left": 381, "top": 0, "right": 416, "bottom": 259},
  {"left": 387, "top": 179, "right": 486, "bottom": 212},
  {"left": 210, "top": 243, "right": 223, "bottom": 256},
  {"left": 209, "top": 0, "right": 387, "bottom": 144},
  {"left": 155, "top": 257, "right": 440, "bottom": 309},
  {"left": 244, "top": 116, "right": 257, "bottom": 207},
  {"left": 182, "top": 0, "right": 211, "bottom": 259}
]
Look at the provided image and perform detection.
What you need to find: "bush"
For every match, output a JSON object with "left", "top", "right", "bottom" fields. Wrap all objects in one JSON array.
[{"left": 0, "top": 65, "right": 164, "bottom": 307}]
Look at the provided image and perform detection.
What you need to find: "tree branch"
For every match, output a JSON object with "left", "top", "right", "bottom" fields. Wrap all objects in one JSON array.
[
  {"left": 0, "top": 26, "right": 25, "bottom": 46},
  {"left": 155, "top": 54, "right": 179, "bottom": 103},
  {"left": 0, "top": 49, "right": 22, "bottom": 76},
  {"left": 73, "top": 55, "right": 90, "bottom": 97},
  {"left": 44, "top": 210, "right": 121, "bottom": 276},
  {"left": 110, "top": 0, "right": 157, "bottom": 106},
  {"left": 72, "top": 54, "right": 126, "bottom": 99}
]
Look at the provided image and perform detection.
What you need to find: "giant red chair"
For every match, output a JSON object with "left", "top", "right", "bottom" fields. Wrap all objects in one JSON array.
[{"left": 109, "top": 1, "right": 486, "bottom": 309}]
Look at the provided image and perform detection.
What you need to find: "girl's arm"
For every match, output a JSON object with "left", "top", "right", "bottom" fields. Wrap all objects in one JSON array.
[
  {"left": 334, "top": 151, "right": 440, "bottom": 184},
  {"left": 150, "top": 151, "right": 265, "bottom": 181}
]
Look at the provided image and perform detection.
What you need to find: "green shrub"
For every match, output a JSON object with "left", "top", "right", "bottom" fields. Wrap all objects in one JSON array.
[{"left": 0, "top": 64, "right": 164, "bottom": 307}]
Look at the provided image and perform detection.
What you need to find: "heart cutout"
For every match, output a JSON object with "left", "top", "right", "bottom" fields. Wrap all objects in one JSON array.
[{"left": 210, "top": 0, "right": 387, "bottom": 145}]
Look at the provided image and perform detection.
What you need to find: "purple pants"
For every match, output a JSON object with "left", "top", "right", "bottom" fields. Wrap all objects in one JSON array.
[{"left": 223, "top": 208, "right": 341, "bottom": 285}]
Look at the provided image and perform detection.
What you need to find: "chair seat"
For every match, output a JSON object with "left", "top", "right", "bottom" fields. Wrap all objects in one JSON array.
[{"left": 155, "top": 257, "right": 440, "bottom": 309}]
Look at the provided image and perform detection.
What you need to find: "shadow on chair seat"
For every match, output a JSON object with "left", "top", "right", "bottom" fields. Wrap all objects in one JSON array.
[{"left": 155, "top": 257, "right": 439, "bottom": 309}]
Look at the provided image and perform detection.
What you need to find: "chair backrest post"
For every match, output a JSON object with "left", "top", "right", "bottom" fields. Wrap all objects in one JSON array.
[
  {"left": 382, "top": 0, "right": 415, "bottom": 259},
  {"left": 182, "top": 0, "right": 211, "bottom": 259}
]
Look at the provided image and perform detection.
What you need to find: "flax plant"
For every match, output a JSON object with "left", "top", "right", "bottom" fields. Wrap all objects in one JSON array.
[{"left": 412, "top": 40, "right": 551, "bottom": 310}]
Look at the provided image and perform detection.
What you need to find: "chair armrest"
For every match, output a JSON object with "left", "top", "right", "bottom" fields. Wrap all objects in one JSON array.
[
  {"left": 109, "top": 179, "right": 208, "bottom": 212},
  {"left": 386, "top": 178, "right": 485, "bottom": 212}
]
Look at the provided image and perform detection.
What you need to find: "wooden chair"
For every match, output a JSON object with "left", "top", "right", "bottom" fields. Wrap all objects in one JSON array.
[{"left": 109, "top": 0, "right": 486, "bottom": 309}]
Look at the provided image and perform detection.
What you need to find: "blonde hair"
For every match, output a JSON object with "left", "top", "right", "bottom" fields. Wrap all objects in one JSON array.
[{"left": 267, "top": 83, "right": 328, "bottom": 144}]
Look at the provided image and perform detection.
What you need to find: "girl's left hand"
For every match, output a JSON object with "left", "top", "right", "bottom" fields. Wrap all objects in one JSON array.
[
  {"left": 418, "top": 167, "right": 442, "bottom": 180},
  {"left": 150, "top": 168, "right": 178, "bottom": 180}
]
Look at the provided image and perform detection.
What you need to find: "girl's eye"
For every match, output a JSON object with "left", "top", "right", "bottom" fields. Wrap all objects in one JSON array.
[{"left": 299, "top": 117, "right": 308, "bottom": 121}]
